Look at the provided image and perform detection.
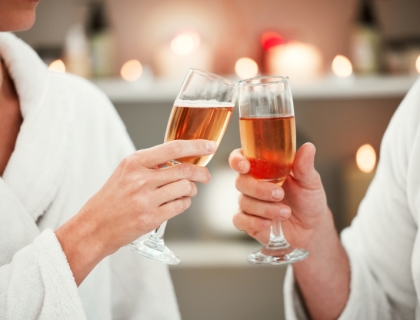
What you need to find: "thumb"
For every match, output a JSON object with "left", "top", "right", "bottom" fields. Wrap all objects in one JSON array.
[
  {"left": 291, "top": 143, "right": 320, "bottom": 189},
  {"left": 229, "top": 148, "right": 250, "bottom": 174}
]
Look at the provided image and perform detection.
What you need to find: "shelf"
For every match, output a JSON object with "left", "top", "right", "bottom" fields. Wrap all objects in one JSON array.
[
  {"left": 93, "top": 75, "right": 418, "bottom": 104},
  {"left": 291, "top": 75, "right": 418, "bottom": 100},
  {"left": 163, "top": 240, "right": 265, "bottom": 268}
]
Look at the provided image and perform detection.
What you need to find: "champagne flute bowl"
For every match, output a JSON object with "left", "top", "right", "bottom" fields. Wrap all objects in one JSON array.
[
  {"left": 128, "top": 69, "right": 237, "bottom": 265},
  {"left": 238, "top": 76, "right": 308, "bottom": 265}
]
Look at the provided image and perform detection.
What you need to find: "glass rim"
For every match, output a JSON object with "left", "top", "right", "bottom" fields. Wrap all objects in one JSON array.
[
  {"left": 189, "top": 68, "right": 237, "bottom": 88},
  {"left": 239, "top": 75, "right": 290, "bottom": 87}
]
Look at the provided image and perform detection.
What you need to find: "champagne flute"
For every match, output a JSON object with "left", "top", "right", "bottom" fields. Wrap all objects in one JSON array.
[
  {"left": 238, "top": 76, "right": 308, "bottom": 265},
  {"left": 128, "top": 69, "right": 237, "bottom": 265}
]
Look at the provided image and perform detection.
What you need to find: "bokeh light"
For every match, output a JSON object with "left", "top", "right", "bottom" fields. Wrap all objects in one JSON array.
[
  {"left": 120, "top": 59, "right": 143, "bottom": 82},
  {"left": 332, "top": 55, "right": 353, "bottom": 78},
  {"left": 416, "top": 55, "right": 420, "bottom": 74},
  {"left": 48, "top": 59, "right": 66, "bottom": 73},
  {"left": 170, "top": 32, "right": 201, "bottom": 56},
  {"left": 261, "top": 31, "right": 285, "bottom": 51},
  {"left": 235, "top": 57, "right": 258, "bottom": 79},
  {"left": 267, "top": 42, "right": 322, "bottom": 80},
  {"left": 356, "top": 144, "right": 376, "bottom": 173}
]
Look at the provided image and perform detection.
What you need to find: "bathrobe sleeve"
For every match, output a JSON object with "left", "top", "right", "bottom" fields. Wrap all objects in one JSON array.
[
  {"left": 0, "top": 230, "right": 86, "bottom": 320},
  {"left": 0, "top": 180, "right": 86, "bottom": 320},
  {"left": 0, "top": 58, "right": 179, "bottom": 318},
  {"left": 284, "top": 78, "right": 420, "bottom": 319}
]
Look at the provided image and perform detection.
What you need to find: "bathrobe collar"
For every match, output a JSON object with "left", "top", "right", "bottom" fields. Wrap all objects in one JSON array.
[
  {"left": 0, "top": 32, "right": 72, "bottom": 222},
  {"left": 0, "top": 33, "right": 48, "bottom": 118}
]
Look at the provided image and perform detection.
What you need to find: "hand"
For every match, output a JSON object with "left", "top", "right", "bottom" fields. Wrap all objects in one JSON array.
[
  {"left": 230, "top": 143, "right": 350, "bottom": 320},
  {"left": 229, "top": 143, "right": 333, "bottom": 248},
  {"left": 56, "top": 139, "right": 216, "bottom": 285}
]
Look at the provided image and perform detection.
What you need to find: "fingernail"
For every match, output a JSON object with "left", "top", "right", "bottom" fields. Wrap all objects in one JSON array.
[
  {"left": 272, "top": 189, "right": 283, "bottom": 200},
  {"left": 206, "top": 141, "right": 217, "bottom": 152},
  {"left": 279, "top": 208, "right": 290, "bottom": 218},
  {"left": 238, "top": 160, "right": 246, "bottom": 172}
]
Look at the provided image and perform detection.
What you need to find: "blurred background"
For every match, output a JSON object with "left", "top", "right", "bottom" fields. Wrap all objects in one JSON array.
[{"left": 15, "top": 0, "right": 420, "bottom": 318}]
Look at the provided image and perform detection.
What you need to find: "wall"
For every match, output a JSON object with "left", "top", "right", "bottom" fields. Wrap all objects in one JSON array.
[
  {"left": 18, "top": 0, "right": 359, "bottom": 77},
  {"left": 113, "top": 95, "right": 400, "bottom": 320},
  {"left": 114, "top": 95, "right": 401, "bottom": 239},
  {"left": 170, "top": 266, "right": 287, "bottom": 320}
]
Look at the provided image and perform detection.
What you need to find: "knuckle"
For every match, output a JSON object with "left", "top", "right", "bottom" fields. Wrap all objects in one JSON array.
[
  {"left": 136, "top": 195, "right": 151, "bottom": 210},
  {"left": 183, "top": 197, "right": 192, "bottom": 210},
  {"left": 135, "top": 207, "right": 153, "bottom": 228},
  {"left": 119, "top": 156, "right": 130, "bottom": 169},
  {"left": 201, "top": 168, "right": 211, "bottom": 183},
  {"left": 232, "top": 212, "right": 243, "bottom": 230},
  {"left": 137, "top": 176, "right": 149, "bottom": 188},
  {"left": 262, "top": 203, "right": 274, "bottom": 218},
  {"left": 235, "top": 175, "right": 243, "bottom": 191},
  {"left": 189, "top": 183, "right": 198, "bottom": 197},
  {"left": 167, "top": 142, "right": 182, "bottom": 158},
  {"left": 237, "top": 194, "right": 246, "bottom": 209},
  {"left": 240, "top": 195, "right": 254, "bottom": 213},
  {"left": 120, "top": 154, "right": 136, "bottom": 171},
  {"left": 178, "top": 163, "right": 193, "bottom": 178},
  {"left": 173, "top": 198, "right": 191, "bottom": 214},
  {"left": 249, "top": 229, "right": 259, "bottom": 239},
  {"left": 137, "top": 213, "right": 152, "bottom": 228},
  {"left": 250, "top": 219, "right": 263, "bottom": 235},
  {"left": 254, "top": 185, "right": 268, "bottom": 200},
  {"left": 180, "top": 179, "right": 193, "bottom": 194},
  {"left": 134, "top": 172, "right": 150, "bottom": 188}
]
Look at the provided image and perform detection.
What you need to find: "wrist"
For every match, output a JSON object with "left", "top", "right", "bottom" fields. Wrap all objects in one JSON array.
[
  {"left": 294, "top": 207, "right": 337, "bottom": 249},
  {"left": 291, "top": 207, "right": 344, "bottom": 273},
  {"left": 55, "top": 208, "right": 109, "bottom": 286},
  {"left": 292, "top": 210, "right": 350, "bottom": 320}
]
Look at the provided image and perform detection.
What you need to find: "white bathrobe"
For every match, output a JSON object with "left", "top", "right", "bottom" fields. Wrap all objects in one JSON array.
[
  {"left": 284, "top": 77, "right": 420, "bottom": 319},
  {"left": 0, "top": 33, "right": 180, "bottom": 320}
]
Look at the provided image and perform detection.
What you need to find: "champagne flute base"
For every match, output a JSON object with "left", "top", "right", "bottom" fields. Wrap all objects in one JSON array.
[
  {"left": 248, "top": 245, "right": 308, "bottom": 265},
  {"left": 128, "top": 238, "right": 181, "bottom": 265}
]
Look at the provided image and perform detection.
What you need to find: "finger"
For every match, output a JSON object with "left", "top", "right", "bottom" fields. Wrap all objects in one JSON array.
[
  {"left": 229, "top": 149, "right": 250, "bottom": 174},
  {"left": 151, "top": 163, "right": 211, "bottom": 188},
  {"left": 233, "top": 211, "right": 270, "bottom": 244},
  {"left": 235, "top": 174, "right": 284, "bottom": 201},
  {"left": 157, "top": 196, "right": 192, "bottom": 223},
  {"left": 290, "top": 143, "right": 320, "bottom": 190},
  {"left": 135, "top": 140, "right": 217, "bottom": 168},
  {"left": 154, "top": 179, "right": 197, "bottom": 206},
  {"left": 238, "top": 194, "right": 291, "bottom": 221}
]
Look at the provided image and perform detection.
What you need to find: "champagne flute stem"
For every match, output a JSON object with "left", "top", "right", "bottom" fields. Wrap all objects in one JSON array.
[
  {"left": 267, "top": 220, "right": 290, "bottom": 249},
  {"left": 150, "top": 221, "right": 167, "bottom": 243}
]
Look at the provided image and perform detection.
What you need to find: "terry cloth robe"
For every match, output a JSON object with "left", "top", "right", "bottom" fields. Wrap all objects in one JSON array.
[
  {"left": 0, "top": 32, "right": 180, "bottom": 320},
  {"left": 283, "top": 77, "right": 420, "bottom": 319}
]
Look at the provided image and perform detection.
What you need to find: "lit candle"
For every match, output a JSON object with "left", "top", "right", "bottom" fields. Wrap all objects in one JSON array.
[
  {"left": 235, "top": 57, "right": 258, "bottom": 79},
  {"left": 342, "top": 144, "right": 377, "bottom": 226},
  {"left": 332, "top": 55, "right": 353, "bottom": 78},
  {"left": 154, "top": 31, "right": 211, "bottom": 79},
  {"left": 330, "top": 54, "right": 355, "bottom": 86},
  {"left": 120, "top": 59, "right": 143, "bottom": 82},
  {"left": 266, "top": 41, "right": 322, "bottom": 81}
]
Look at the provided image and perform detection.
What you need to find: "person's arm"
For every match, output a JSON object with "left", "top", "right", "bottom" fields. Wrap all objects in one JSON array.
[
  {"left": 56, "top": 139, "right": 216, "bottom": 285},
  {"left": 0, "top": 140, "right": 215, "bottom": 319},
  {"left": 229, "top": 79, "right": 420, "bottom": 320},
  {"left": 230, "top": 144, "right": 350, "bottom": 319}
]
